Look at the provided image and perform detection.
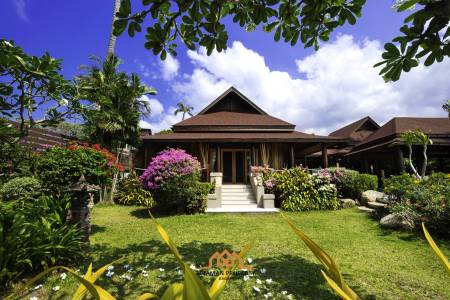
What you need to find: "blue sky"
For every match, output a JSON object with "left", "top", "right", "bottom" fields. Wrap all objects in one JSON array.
[{"left": 1, "top": 0, "right": 449, "bottom": 134}]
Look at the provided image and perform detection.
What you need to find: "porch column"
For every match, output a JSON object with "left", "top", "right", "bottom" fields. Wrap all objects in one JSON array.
[
  {"left": 321, "top": 143, "right": 328, "bottom": 169},
  {"left": 290, "top": 144, "right": 295, "bottom": 167}
]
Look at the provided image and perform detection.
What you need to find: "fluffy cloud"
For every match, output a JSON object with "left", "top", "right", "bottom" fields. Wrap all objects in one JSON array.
[
  {"left": 140, "top": 105, "right": 183, "bottom": 133},
  {"left": 13, "top": 0, "right": 29, "bottom": 22},
  {"left": 160, "top": 55, "right": 180, "bottom": 80},
  {"left": 140, "top": 95, "right": 164, "bottom": 116},
  {"left": 171, "top": 36, "right": 450, "bottom": 134}
]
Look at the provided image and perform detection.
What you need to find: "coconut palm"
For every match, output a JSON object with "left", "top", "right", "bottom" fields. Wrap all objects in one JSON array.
[
  {"left": 107, "top": 0, "right": 121, "bottom": 56},
  {"left": 174, "top": 102, "right": 194, "bottom": 120},
  {"left": 443, "top": 100, "right": 450, "bottom": 117}
]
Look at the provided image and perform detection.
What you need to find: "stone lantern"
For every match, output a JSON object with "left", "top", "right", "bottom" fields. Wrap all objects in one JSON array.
[{"left": 64, "top": 175, "right": 100, "bottom": 243}]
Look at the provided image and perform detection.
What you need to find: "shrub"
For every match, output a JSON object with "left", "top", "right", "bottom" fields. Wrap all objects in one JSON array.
[
  {"left": 115, "top": 172, "right": 154, "bottom": 207},
  {"left": 266, "top": 167, "right": 340, "bottom": 211},
  {"left": 35, "top": 143, "right": 122, "bottom": 194},
  {"left": 384, "top": 173, "right": 416, "bottom": 201},
  {"left": 140, "top": 148, "right": 201, "bottom": 190},
  {"left": 140, "top": 148, "right": 210, "bottom": 213},
  {"left": 0, "top": 142, "right": 36, "bottom": 184},
  {"left": 387, "top": 172, "right": 450, "bottom": 235},
  {"left": 0, "top": 194, "right": 82, "bottom": 286},
  {"left": 335, "top": 169, "right": 377, "bottom": 199},
  {"left": 0, "top": 176, "right": 41, "bottom": 201}
]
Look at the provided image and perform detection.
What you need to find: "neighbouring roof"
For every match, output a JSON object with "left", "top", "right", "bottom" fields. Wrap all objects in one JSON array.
[
  {"left": 329, "top": 116, "right": 379, "bottom": 142},
  {"left": 354, "top": 117, "right": 450, "bottom": 149},
  {"left": 141, "top": 131, "right": 343, "bottom": 143}
]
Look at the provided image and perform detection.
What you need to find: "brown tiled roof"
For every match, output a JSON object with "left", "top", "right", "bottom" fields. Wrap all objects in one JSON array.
[
  {"left": 142, "top": 131, "right": 343, "bottom": 143},
  {"left": 329, "top": 116, "right": 379, "bottom": 140},
  {"left": 355, "top": 117, "right": 450, "bottom": 148},
  {"left": 173, "top": 111, "right": 294, "bottom": 129}
]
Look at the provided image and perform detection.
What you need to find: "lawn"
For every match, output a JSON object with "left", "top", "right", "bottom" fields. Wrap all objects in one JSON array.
[{"left": 28, "top": 205, "right": 450, "bottom": 300}]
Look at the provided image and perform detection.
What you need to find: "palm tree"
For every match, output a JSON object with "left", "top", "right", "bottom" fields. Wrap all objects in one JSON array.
[
  {"left": 107, "top": 0, "right": 121, "bottom": 56},
  {"left": 174, "top": 102, "right": 194, "bottom": 120},
  {"left": 443, "top": 100, "right": 450, "bottom": 117}
]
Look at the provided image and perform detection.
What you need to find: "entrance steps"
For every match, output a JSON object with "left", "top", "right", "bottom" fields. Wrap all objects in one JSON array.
[{"left": 206, "top": 184, "right": 279, "bottom": 213}]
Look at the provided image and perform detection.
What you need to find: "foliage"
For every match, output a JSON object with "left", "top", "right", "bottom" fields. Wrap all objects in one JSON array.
[
  {"left": 333, "top": 169, "right": 377, "bottom": 199},
  {"left": 35, "top": 144, "right": 122, "bottom": 194},
  {"left": 115, "top": 172, "right": 155, "bottom": 207},
  {"left": 140, "top": 148, "right": 201, "bottom": 190},
  {"left": 0, "top": 142, "right": 36, "bottom": 184},
  {"left": 0, "top": 194, "right": 82, "bottom": 286},
  {"left": 443, "top": 99, "right": 450, "bottom": 117},
  {"left": 388, "top": 173, "right": 450, "bottom": 235},
  {"left": 263, "top": 167, "right": 340, "bottom": 211},
  {"left": 184, "top": 181, "right": 214, "bottom": 214},
  {"left": 375, "top": 0, "right": 450, "bottom": 81},
  {"left": 44, "top": 121, "right": 86, "bottom": 139},
  {"left": 155, "top": 128, "right": 173, "bottom": 135},
  {"left": 77, "top": 54, "right": 156, "bottom": 150},
  {"left": 174, "top": 102, "right": 194, "bottom": 120},
  {"left": 0, "top": 176, "right": 41, "bottom": 201},
  {"left": 113, "top": 0, "right": 365, "bottom": 60},
  {"left": 384, "top": 172, "right": 416, "bottom": 201},
  {"left": 0, "top": 40, "right": 81, "bottom": 137}
]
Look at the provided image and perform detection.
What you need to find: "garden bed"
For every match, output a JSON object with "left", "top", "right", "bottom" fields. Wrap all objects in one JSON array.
[{"left": 12, "top": 205, "right": 450, "bottom": 300}]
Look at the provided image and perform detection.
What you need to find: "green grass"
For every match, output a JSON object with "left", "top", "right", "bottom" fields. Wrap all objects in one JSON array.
[{"left": 27, "top": 205, "right": 450, "bottom": 299}]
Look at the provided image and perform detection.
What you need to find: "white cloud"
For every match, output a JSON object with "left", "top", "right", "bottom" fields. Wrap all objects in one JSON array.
[
  {"left": 160, "top": 55, "right": 180, "bottom": 80},
  {"left": 140, "top": 95, "right": 164, "bottom": 116},
  {"left": 140, "top": 105, "right": 183, "bottom": 133},
  {"left": 169, "top": 36, "right": 450, "bottom": 135},
  {"left": 13, "top": 0, "right": 29, "bottom": 22}
]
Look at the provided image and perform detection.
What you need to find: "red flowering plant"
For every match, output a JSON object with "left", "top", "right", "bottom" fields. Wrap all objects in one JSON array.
[{"left": 35, "top": 142, "right": 123, "bottom": 194}]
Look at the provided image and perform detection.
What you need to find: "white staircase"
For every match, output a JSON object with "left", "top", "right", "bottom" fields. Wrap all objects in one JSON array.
[{"left": 221, "top": 184, "right": 257, "bottom": 208}]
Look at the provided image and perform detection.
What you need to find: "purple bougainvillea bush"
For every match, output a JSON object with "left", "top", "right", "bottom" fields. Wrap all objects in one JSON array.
[{"left": 140, "top": 148, "right": 201, "bottom": 190}]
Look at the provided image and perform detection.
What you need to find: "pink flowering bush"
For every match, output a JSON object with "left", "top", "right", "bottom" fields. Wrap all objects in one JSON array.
[
  {"left": 140, "top": 148, "right": 201, "bottom": 190},
  {"left": 140, "top": 148, "right": 211, "bottom": 214}
]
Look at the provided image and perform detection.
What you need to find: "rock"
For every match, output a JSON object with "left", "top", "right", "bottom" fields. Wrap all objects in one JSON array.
[
  {"left": 360, "top": 190, "right": 385, "bottom": 206},
  {"left": 340, "top": 198, "right": 356, "bottom": 208},
  {"left": 376, "top": 195, "right": 391, "bottom": 204},
  {"left": 358, "top": 206, "right": 374, "bottom": 213},
  {"left": 367, "top": 202, "right": 387, "bottom": 209},
  {"left": 380, "top": 213, "right": 415, "bottom": 230}
]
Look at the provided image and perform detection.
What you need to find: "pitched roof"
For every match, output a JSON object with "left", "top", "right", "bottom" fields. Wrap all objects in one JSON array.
[
  {"left": 329, "top": 116, "right": 379, "bottom": 141},
  {"left": 355, "top": 117, "right": 450, "bottom": 148},
  {"left": 173, "top": 111, "right": 294, "bottom": 130},
  {"left": 142, "top": 130, "right": 343, "bottom": 142}
]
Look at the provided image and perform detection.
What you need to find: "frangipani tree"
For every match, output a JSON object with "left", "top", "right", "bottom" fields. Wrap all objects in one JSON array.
[{"left": 400, "top": 129, "right": 433, "bottom": 180}]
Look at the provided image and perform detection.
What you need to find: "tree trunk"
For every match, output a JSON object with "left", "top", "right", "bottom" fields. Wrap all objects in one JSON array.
[
  {"left": 107, "top": 0, "right": 121, "bottom": 57},
  {"left": 408, "top": 145, "right": 421, "bottom": 179},
  {"left": 109, "top": 144, "right": 123, "bottom": 203},
  {"left": 421, "top": 144, "right": 428, "bottom": 178}
]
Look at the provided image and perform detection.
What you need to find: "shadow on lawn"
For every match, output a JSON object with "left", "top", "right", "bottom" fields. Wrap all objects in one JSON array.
[
  {"left": 129, "top": 207, "right": 187, "bottom": 219},
  {"left": 252, "top": 254, "right": 375, "bottom": 300}
]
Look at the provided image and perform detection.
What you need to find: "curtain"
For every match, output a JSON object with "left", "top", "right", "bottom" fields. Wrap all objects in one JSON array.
[
  {"left": 260, "top": 143, "right": 270, "bottom": 167},
  {"left": 199, "top": 142, "right": 209, "bottom": 169},
  {"left": 209, "top": 148, "right": 217, "bottom": 172}
]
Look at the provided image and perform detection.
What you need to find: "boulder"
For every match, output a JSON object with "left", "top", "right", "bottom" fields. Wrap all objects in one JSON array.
[
  {"left": 360, "top": 190, "right": 385, "bottom": 206},
  {"left": 340, "top": 198, "right": 356, "bottom": 208},
  {"left": 358, "top": 206, "right": 374, "bottom": 213},
  {"left": 380, "top": 213, "right": 415, "bottom": 230},
  {"left": 367, "top": 202, "right": 387, "bottom": 209},
  {"left": 377, "top": 195, "right": 392, "bottom": 204}
]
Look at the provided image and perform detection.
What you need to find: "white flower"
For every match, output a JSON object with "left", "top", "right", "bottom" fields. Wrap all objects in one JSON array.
[
  {"left": 75, "top": 269, "right": 80, "bottom": 273},
  {"left": 281, "top": 291, "right": 288, "bottom": 295},
  {"left": 177, "top": 269, "right": 183, "bottom": 275},
  {"left": 189, "top": 264, "right": 196, "bottom": 270},
  {"left": 265, "top": 278, "right": 273, "bottom": 284},
  {"left": 33, "top": 284, "right": 43, "bottom": 290},
  {"left": 264, "top": 292, "right": 273, "bottom": 299},
  {"left": 256, "top": 279, "right": 262, "bottom": 285},
  {"left": 29, "top": 297, "right": 39, "bottom": 300},
  {"left": 107, "top": 265, "right": 114, "bottom": 271},
  {"left": 52, "top": 286, "right": 60, "bottom": 291},
  {"left": 142, "top": 271, "right": 149, "bottom": 277},
  {"left": 243, "top": 275, "right": 250, "bottom": 281},
  {"left": 106, "top": 270, "right": 114, "bottom": 278},
  {"left": 286, "top": 294, "right": 294, "bottom": 300},
  {"left": 59, "top": 99, "right": 69, "bottom": 106},
  {"left": 253, "top": 286, "right": 261, "bottom": 293},
  {"left": 159, "top": 268, "right": 165, "bottom": 272},
  {"left": 120, "top": 274, "right": 133, "bottom": 281},
  {"left": 123, "top": 264, "right": 130, "bottom": 270},
  {"left": 247, "top": 257, "right": 253, "bottom": 264},
  {"left": 260, "top": 268, "right": 266, "bottom": 274},
  {"left": 60, "top": 272, "right": 67, "bottom": 280}
]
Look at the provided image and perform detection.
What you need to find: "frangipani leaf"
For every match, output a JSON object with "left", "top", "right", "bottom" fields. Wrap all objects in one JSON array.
[
  {"left": 160, "top": 283, "right": 184, "bottom": 300},
  {"left": 283, "top": 214, "right": 360, "bottom": 300},
  {"left": 137, "top": 292, "right": 159, "bottom": 300},
  {"left": 422, "top": 223, "right": 450, "bottom": 275},
  {"left": 321, "top": 271, "right": 354, "bottom": 300}
]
